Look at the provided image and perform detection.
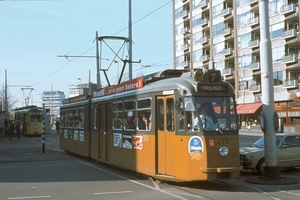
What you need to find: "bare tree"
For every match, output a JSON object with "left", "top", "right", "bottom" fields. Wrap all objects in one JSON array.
[{"left": 0, "top": 86, "right": 18, "bottom": 111}]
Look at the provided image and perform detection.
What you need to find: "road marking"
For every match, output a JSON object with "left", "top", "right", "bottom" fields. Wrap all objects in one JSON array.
[
  {"left": 76, "top": 159, "right": 189, "bottom": 200},
  {"left": 94, "top": 191, "right": 133, "bottom": 195},
  {"left": 8, "top": 196, "right": 51, "bottom": 200}
]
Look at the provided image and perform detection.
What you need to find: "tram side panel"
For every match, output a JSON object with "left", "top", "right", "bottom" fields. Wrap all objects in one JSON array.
[{"left": 59, "top": 101, "right": 91, "bottom": 157}]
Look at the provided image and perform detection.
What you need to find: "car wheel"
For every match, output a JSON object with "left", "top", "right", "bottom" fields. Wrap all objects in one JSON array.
[{"left": 257, "top": 158, "right": 265, "bottom": 174}]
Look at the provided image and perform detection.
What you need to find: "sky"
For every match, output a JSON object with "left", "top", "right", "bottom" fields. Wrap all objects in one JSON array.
[{"left": 0, "top": 0, "right": 174, "bottom": 108}]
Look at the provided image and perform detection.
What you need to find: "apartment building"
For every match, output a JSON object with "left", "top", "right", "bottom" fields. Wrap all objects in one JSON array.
[
  {"left": 41, "top": 91, "right": 65, "bottom": 123},
  {"left": 173, "top": 0, "right": 300, "bottom": 128}
]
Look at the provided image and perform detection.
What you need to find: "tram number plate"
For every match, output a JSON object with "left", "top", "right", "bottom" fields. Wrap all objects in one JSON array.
[{"left": 217, "top": 138, "right": 228, "bottom": 145}]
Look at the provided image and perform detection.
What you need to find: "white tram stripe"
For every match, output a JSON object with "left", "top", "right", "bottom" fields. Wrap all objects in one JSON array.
[
  {"left": 75, "top": 159, "right": 189, "bottom": 200},
  {"left": 8, "top": 196, "right": 51, "bottom": 200}
]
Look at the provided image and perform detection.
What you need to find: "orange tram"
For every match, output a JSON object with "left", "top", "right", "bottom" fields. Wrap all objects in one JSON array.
[{"left": 60, "top": 69, "right": 242, "bottom": 181}]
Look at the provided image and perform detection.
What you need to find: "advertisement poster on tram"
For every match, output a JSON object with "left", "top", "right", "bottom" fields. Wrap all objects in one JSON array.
[
  {"left": 133, "top": 135, "right": 143, "bottom": 150},
  {"left": 123, "top": 134, "right": 132, "bottom": 149},
  {"left": 114, "top": 133, "right": 122, "bottom": 147}
]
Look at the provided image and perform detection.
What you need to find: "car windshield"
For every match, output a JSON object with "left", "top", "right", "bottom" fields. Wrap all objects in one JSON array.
[{"left": 253, "top": 135, "right": 284, "bottom": 147}]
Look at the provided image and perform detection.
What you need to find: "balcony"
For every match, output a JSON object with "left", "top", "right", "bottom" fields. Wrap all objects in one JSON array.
[
  {"left": 222, "top": 68, "right": 233, "bottom": 76},
  {"left": 199, "top": 18, "right": 209, "bottom": 27},
  {"left": 247, "top": 0, "right": 258, "bottom": 6},
  {"left": 283, "top": 79, "right": 298, "bottom": 89},
  {"left": 220, "top": 8, "right": 232, "bottom": 17},
  {"left": 249, "top": 62, "right": 260, "bottom": 70},
  {"left": 198, "top": 0, "right": 208, "bottom": 8},
  {"left": 181, "top": 27, "right": 190, "bottom": 35},
  {"left": 282, "top": 29, "right": 297, "bottom": 39},
  {"left": 248, "top": 39, "right": 259, "bottom": 48},
  {"left": 181, "top": 43, "right": 189, "bottom": 51},
  {"left": 247, "top": 17, "right": 259, "bottom": 27},
  {"left": 198, "top": 36, "right": 208, "bottom": 44},
  {"left": 223, "top": 28, "right": 232, "bottom": 36},
  {"left": 249, "top": 84, "right": 261, "bottom": 92},
  {"left": 280, "top": 4, "right": 296, "bottom": 15},
  {"left": 282, "top": 54, "right": 298, "bottom": 64},
  {"left": 199, "top": 55, "right": 209, "bottom": 62},
  {"left": 182, "top": 10, "right": 189, "bottom": 19},
  {"left": 219, "top": 48, "right": 232, "bottom": 56},
  {"left": 180, "top": 61, "right": 189, "bottom": 68}
]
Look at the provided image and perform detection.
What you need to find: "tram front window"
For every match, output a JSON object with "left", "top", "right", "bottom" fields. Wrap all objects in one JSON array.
[{"left": 182, "top": 97, "right": 237, "bottom": 131}]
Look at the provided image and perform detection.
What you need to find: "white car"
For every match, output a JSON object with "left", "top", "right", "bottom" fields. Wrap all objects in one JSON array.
[{"left": 240, "top": 133, "right": 300, "bottom": 174}]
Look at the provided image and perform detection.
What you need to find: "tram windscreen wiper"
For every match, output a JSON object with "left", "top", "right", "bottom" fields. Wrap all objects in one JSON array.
[{"left": 200, "top": 113, "right": 223, "bottom": 135}]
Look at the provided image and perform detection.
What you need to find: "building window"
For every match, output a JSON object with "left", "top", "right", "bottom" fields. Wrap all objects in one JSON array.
[
  {"left": 271, "top": 22, "right": 284, "bottom": 39},
  {"left": 273, "top": 71, "right": 284, "bottom": 86}
]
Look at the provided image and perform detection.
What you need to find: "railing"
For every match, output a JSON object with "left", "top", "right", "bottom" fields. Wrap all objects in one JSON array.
[
  {"left": 283, "top": 79, "right": 298, "bottom": 88},
  {"left": 282, "top": 29, "right": 297, "bottom": 39},
  {"left": 199, "top": 55, "right": 209, "bottom": 61},
  {"left": 282, "top": 54, "right": 298, "bottom": 63},
  {"left": 198, "top": 36, "right": 208, "bottom": 44},
  {"left": 181, "top": 43, "right": 189, "bottom": 50},
  {"left": 249, "top": 85, "right": 261, "bottom": 92},
  {"left": 248, "top": 39, "right": 259, "bottom": 48},
  {"left": 222, "top": 68, "right": 233, "bottom": 75},
  {"left": 249, "top": 62, "right": 260, "bottom": 70},
  {"left": 247, "top": 17, "right": 259, "bottom": 26},
  {"left": 280, "top": 4, "right": 296, "bottom": 14}
]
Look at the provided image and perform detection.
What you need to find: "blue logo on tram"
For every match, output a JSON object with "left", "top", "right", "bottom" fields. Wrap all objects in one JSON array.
[{"left": 188, "top": 136, "right": 203, "bottom": 153}]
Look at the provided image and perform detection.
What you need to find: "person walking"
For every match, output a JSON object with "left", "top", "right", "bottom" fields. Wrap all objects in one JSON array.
[
  {"left": 3, "top": 118, "right": 9, "bottom": 136},
  {"left": 7, "top": 120, "right": 15, "bottom": 140},
  {"left": 55, "top": 120, "right": 60, "bottom": 134},
  {"left": 15, "top": 121, "right": 22, "bottom": 140}
]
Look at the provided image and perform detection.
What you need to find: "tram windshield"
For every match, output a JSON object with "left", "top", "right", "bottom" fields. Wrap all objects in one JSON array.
[
  {"left": 179, "top": 97, "right": 237, "bottom": 132},
  {"left": 28, "top": 114, "right": 43, "bottom": 122}
]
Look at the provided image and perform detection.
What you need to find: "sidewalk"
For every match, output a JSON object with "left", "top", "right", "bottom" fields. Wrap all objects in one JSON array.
[
  {"left": 0, "top": 131, "right": 70, "bottom": 163},
  {"left": 239, "top": 129, "right": 264, "bottom": 137}
]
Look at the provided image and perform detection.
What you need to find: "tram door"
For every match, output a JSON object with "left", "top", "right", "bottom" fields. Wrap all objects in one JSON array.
[
  {"left": 156, "top": 95, "right": 176, "bottom": 176},
  {"left": 99, "top": 103, "right": 112, "bottom": 162}
]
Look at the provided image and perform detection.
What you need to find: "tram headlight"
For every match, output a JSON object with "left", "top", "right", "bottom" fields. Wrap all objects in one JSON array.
[{"left": 219, "top": 146, "right": 229, "bottom": 157}]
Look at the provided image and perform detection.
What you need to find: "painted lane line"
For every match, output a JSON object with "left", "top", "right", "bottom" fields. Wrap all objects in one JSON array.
[
  {"left": 94, "top": 191, "right": 133, "bottom": 195},
  {"left": 75, "top": 159, "right": 189, "bottom": 200},
  {"left": 8, "top": 196, "right": 51, "bottom": 200}
]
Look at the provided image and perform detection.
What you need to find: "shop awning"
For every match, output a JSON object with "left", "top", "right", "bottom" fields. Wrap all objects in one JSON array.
[{"left": 237, "top": 103, "right": 262, "bottom": 114}]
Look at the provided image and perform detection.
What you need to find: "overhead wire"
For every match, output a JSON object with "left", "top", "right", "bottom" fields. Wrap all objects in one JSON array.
[{"left": 34, "top": 0, "right": 173, "bottom": 86}]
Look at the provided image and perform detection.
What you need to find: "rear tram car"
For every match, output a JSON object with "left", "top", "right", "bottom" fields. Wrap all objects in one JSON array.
[
  {"left": 12, "top": 105, "right": 44, "bottom": 136},
  {"left": 60, "top": 69, "right": 242, "bottom": 181}
]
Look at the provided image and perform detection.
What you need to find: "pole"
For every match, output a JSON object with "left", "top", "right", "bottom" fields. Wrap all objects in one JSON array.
[
  {"left": 128, "top": 0, "right": 132, "bottom": 80},
  {"left": 259, "top": 0, "right": 279, "bottom": 180},
  {"left": 42, "top": 103, "right": 45, "bottom": 153},
  {"left": 96, "top": 31, "right": 101, "bottom": 88},
  {"left": 4, "top": 70, "right": 8, "bottom": 119}
]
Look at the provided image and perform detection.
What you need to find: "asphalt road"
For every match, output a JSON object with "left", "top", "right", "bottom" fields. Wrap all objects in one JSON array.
[{"left": 1, "top": 130, "right": 300, "bottom": 200}]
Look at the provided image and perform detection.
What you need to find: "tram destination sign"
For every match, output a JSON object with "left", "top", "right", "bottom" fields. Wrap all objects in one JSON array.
[
  {"left": 198, "top": 84, "right": 228, "bottom": 92},
  {"left": 93, "top": 77, "right": 144, "bottom": 98}
]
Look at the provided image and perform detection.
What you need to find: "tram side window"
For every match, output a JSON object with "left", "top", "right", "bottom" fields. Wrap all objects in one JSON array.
[
  {"left": 112, "top": 102, "right": 123, "bottom": 130},
  {"left": 137, "top": 98, "right": 151, "bottom": 131},
  {"left": 68, "top": 110, "right": 74, "bottom": 128},
  {"left": 74, "top": 109, "right": 79, "bottom": 128},
  {"left": 78, "top": 107, "right": 84, "bottom": 129},
  {"left": 64, "top": 111, "right": 68, "bottom": 128},
  {"left": 157, "top": 99, "right": 164, "bottom": 131},
  {"left": 166, "top": 98, "right": 174, "bottom": 131},
  {"left": 92, "top": 105, "right": 98, "bottom": 130},
  {"left": 124, "top": 100, "right": 136, "bottom": 130},
  {"left": 178, "top": 98, "right": 185, "bottom": 130}
]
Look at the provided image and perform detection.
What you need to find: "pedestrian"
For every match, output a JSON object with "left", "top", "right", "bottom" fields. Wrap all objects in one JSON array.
[
  {"left": 15, "top": 121, "right": 22, "bottom": 140},
  {"left": 7, "top": 120, "right": 14, "bottom": 140},
  {"left": 55, "top": 120, "right": 60, "bottom": 134},
  {"left": 3, "top": 118, "right": 9, "bottom": 136}
]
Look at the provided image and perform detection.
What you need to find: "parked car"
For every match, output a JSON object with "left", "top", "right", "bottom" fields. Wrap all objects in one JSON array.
[{"left": 240, "top": 133, "right": 300, "bottom": 174}]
